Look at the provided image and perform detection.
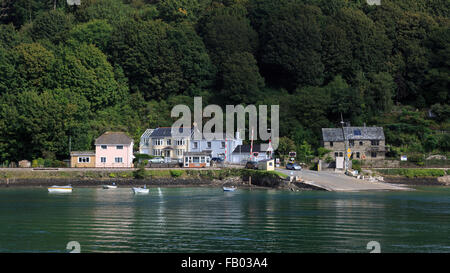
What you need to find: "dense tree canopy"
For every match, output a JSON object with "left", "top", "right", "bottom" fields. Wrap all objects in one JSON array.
[{"left": 0, "top": 0, "right": 448, "bottom": 163}]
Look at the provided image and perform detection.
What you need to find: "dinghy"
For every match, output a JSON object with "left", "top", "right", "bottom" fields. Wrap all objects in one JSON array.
[
  {"left": 132, "top": 185, "right": 149, "bottom": 194},
  {"left": 223, "top": 186, "right": 236, "bottom": 192},
  {"left": 48, "top": 185, "right": 73, "bottom": 193},
  {"left": 103, "top": 183, "right": 117, "bottom": 189}
]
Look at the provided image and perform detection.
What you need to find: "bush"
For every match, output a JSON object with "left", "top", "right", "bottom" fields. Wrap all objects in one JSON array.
[
  {"left": 170, "top": 170, "right": 184, "bottom": 177},
  {"left": 352, "top": 160, "right": 362, "bottom": 173},
  {"left": 133, "top": 167, "right": 147, "bottom": 179},
  {"left": 31, "top": 159, "right": 38, "bottom": 168},
  {"left": 377, "top": 169, "right": 446, "bottom": 178},
  {"left": 133, "top": 153, "right": 153, "bottom": 163}
]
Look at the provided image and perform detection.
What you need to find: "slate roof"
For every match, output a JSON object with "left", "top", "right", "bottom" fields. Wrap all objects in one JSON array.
[
  {"left": 322, "top": 127, "right": 385, "bottom": 142},
  {"left": 191, "top": 127, "right": 235, "bottom": 140},
  {"left": 95, "top": 132, "right": 133, "bottom": 145},
  {"left": 149, "top": 127, "right": 192, "bottom": 138},
  {"left": 70, "top": 151, "right": 95, "bottom": 156},
  {"left": 232, "top": 144, "right": 270, "bottom": 154}
]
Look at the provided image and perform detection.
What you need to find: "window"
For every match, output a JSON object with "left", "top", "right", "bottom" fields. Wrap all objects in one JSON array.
[
  {"left": 193, "top": 157, "right": 200, "bottom": 163},
  {"left": 153, "top": 149, "right": 162, "bottom": 156},
  {"left": 176, "top": 149, "right": 183, "bottom": 156},
  {"left": 371, "top": 140, "right": 380, "bottom": 146},
  {"left": 101, "top": 157, "right": 106, "bottom": 163},
  {"left": 371, "top": 152, "right": 377, "bottom": 158},
  {"left": 101, "top": 145, "right": 107, "bottom": 149},
  {"left": 193, "top": 142, "right": 198, "bottom": 149},
  {"left": 167, "top": 139, "right": 171, "bottom": 145},
  {"left": 329, "top": 141, "right": 333, "bottom": 147},
  {"left": 221, "top": 142, "right": 225, "bottom": 148},
  {"left": 78, "top": 157, "right": 90, "bottom": 163},
  {"left": 339, "top": 152, "right": 343, "bottom": 157},
  {"left": 354, "top": 129, "right": 362, "bottom": 136},
  {"left": 175, "top": 139, "right": 184, "bottom": 146},
  {"left": 356, "top": 152, "right": 360, "bottom": 159},
  {"left": 335, "top": 152, "right": 339, "bottom": 157},
  {"left": 153, "top": 139, "right": 163, "bottom": 145},
  {"left": 207, "top": 142, "right": 211, "bottom": 149},
  {"left": 359, "top": 141, "right": 363, "bottom": 146},
  {"left": 349, "top": 140, "right": 354, "bottom": 147},
  {"left": 201, "top": 157, "right": 205, "bottom": 163},
  {"left": 115, "top": 157, "right": 123, "bottom": 163},
  {"left": 116, "top": 145, "right": 123, "bottom": 150}
]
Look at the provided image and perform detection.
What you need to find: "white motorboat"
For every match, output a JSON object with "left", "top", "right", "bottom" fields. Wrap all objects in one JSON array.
[
  {"left": 132, "top": 185, "right": 149, "bottom": 194},
  {"left": 48, "top": 185, "right": 73, "bottom": 193},
  {"left": 103, "top": 183, "right": 117, "bottom": 189},
  {"left": 223, "top": 186, "right": 236, "bottom": 192}
]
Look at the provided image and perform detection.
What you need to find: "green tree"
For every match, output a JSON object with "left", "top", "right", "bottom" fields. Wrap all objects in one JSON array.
[
  {"left": 220, "top": 52, "right": 264, "bottom": 104},
  {"left": 258, "top": 2, "right": 324, "bottom": 89},
  {"left": 69, "top": 19, "right": 113, "bottom": 52},
  {"left": 30, "top": 9, "right": 74, "bottom": 44},
  {"left": 50, "top": 43, "right": 126, "bottom": 109}
]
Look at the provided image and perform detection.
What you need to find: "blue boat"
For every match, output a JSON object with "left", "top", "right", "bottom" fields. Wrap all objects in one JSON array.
[{"left": 223, "top": 186, "right": 236, "bottom": 192}]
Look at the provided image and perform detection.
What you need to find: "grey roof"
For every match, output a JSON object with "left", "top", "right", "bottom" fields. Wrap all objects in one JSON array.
[
  {"left": 149, "top": 127, "right": 192, "bottom": 138},
  {"left": 191, "top": 127, "right": 235, "bottom": 140},
  {"left": 232, "top": 144, "right": 270, "bottom": 154},
  {"left": 95, "top": 132, "right": 133, "bottom": 145},
  {"left": 322, "top": 127, "right": 385, "bottom": 142},
  {"left": 70, "top": 151, "right": 95, "bottom": 156}
]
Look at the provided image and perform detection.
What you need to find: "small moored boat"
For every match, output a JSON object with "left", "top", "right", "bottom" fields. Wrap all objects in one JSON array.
[
  {"left": 132, "top": 185, "right": 149, "bottom": 194},
  {"left": 48, "top": 185, "right": 73, "bottom": 193},
  {"left": 223, "top": 186, "right": 236, "bottom": 192},
  {"left": 103, "top": 183, "right": 117, "bottom": 189}
]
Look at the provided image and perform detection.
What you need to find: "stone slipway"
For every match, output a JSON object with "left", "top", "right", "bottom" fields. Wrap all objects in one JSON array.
[{"left": 278, "top": 169, "right": 410, "bottom": 192}]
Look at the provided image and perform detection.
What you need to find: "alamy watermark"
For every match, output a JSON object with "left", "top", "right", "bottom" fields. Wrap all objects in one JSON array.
[{"left": 171, "top": 97, "right": 279, "bottom": 151}]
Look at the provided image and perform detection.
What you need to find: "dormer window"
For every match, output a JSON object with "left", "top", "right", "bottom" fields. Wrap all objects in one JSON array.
[{"left": 354, "top": 129, "right": 362, "bottom": 136}]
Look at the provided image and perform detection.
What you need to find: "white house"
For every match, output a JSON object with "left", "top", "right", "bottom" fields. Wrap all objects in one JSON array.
[
  {"left": 189, "top": 132, "right": 242, "bottom": 162},
  {"left": 231, "top": 143, "right": 273, "bottom": 164}
]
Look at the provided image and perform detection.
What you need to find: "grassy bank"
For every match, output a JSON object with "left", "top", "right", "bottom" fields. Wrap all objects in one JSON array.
[
  {"left": 376, "top": 168, "right": 447, "bottom": 178},
  {"left": 132, "top": 168, "right": 288, "bottom": 180},
  {"left": 0, "top": 168, "right": 288, "bottom": 181}
]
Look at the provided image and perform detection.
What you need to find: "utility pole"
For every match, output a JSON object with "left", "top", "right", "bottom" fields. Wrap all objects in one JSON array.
[{"left": 340, "top": 113, "right": 349, "bottom": 173}]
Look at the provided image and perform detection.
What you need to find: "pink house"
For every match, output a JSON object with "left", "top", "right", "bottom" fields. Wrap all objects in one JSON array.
[{"left": 95, "top": 132, "right": 134, "bottom": 168}]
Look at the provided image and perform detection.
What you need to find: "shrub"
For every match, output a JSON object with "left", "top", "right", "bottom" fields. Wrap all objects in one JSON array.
[
  {"left": 109, "top": 173, "right": 116, "bottom": 178},
  {"left": 31, "top": 159, "right": 38, "bottom": 168},
  {"left": 170, "top": 169, "right": 184, "bottom": 177},
  {"left": 377, "top": 169, "right": 445, "bottom": 178},
  {"left": 352, "top": 160, "right": 362, "bottom": 173},
  {"left": 133, "top": 167, "right": 147, "bottom": 179}
]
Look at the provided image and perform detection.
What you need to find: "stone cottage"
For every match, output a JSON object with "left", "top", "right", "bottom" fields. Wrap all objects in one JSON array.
[{"left": 322, "top": 126, "right": 387, "bottom": 161}]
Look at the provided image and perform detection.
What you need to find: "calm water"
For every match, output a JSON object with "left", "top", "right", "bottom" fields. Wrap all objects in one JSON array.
[{"left": 0, "top": 186, "right": 449, "bottom": 253}]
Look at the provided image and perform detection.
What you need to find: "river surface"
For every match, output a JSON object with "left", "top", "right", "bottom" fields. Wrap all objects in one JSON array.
[{"left": 0, "top": 186, "right": 449, "bottom": 253}]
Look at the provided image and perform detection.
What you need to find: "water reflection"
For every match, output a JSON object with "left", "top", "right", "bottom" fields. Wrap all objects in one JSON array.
[{"left": 0, "top": 187, "right": 449, "bottom": 252}]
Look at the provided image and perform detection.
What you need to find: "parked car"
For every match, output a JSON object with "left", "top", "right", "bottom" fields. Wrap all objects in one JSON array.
[
  {"left": 211, "top": 157, "right": 224, "bottom": 163},
  {"left": 286, "top": 163, "right": 302, "bottom": 170},
  {"left": 245, "top": 161, "right": 259, "bottom": 169},
  {"left": 150, "top": 157, "right": 164, "bottom": 163}
]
